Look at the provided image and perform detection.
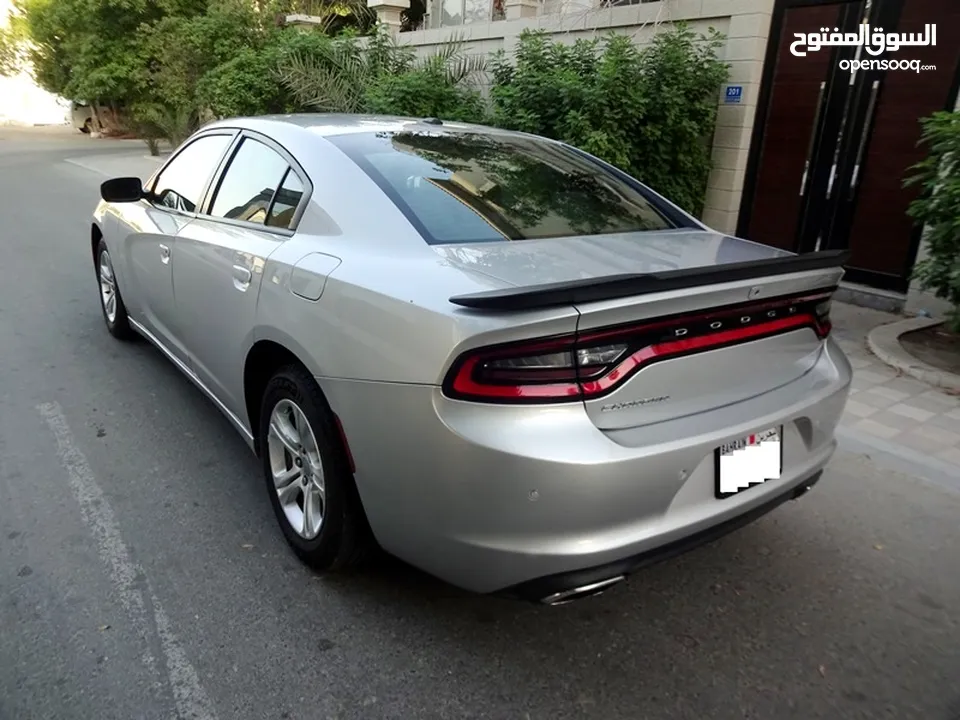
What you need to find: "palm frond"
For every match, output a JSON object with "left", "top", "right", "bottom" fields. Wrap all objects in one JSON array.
[
  {"left": 417, "top": 33, "right": 487, "bottom": 84},
  {"left": 277, "top": 45, "right": 371, "bottom": 113}
]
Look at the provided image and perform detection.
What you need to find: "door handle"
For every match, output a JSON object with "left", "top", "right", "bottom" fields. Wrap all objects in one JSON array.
[
  {"left": 232, "top": 264, "right": 252, "bottom": 290},
  {"left": 159, "top": 244, "right": 170, "bottom": 264}
]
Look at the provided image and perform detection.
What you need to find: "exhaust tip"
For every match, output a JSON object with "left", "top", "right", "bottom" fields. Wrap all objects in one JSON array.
[
  {"left": 791, "top": 470, "right": 824, "bottom": 500},
  {"left": 540, "top": 575, "right": 626, "bottom": 606}
]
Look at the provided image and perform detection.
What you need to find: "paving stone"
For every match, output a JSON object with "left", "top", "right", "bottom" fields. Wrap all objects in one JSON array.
[
  {"left": 926, "top": 413, "right": 960, "bottom": 435},
  {"left": 843, "top": 399, "right": 878, "bottom": 419},
  {"left": 851, "top": 418, "right": 900, "bottom": 440},
  {"left": 865, "top": 386, "right": 913, "bottom": 402},
  {"left": 897, "top": 430, "right": 954, "bottom": 455},
  {"left": 916, "top": 425, "right": 960, "bottom": 446},
  {"left": 857, "top": 368, "right": 897, "bottom": 385},
  {"left": 916, "top": 389, "right": 960, "bottom": 408},
  {"left": 886, "top": 403, "right": 936, "bottom": 422},
  {"left": 936, "top": 447, "right": 960, "bottom": 465},
  {"left": 870, "top": 410, "right": 930, "bottom": 432},
  {"left": 847, "top": 356, "right": 875, "bottom": 370},
  {"left": 893, "top": 393, "right": 960, "bottom": 414},
  {"left": 852, "top": 389, "right": 901, "bottom": 410},
  {"left": 880, "top": 377, "right": 935, "bottom": 397}
]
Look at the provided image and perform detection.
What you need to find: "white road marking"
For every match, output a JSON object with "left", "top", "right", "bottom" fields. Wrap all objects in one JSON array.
[
  {"left": 38, "top": 401, "right": 218, "bottom": 720},
  {"left": 63, "top": 154, "right": 162, "bottom": 177},
  {"left": 62, "top": 157, "right": 110, "bottom": 176}
]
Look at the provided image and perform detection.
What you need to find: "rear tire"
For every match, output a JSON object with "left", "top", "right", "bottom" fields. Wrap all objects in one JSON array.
[
  {"left": 96, "top": 239, "right": 136, "bottom": 341},
  {"left": 259, "top": 365, "right": 371, "bottom": 572}
]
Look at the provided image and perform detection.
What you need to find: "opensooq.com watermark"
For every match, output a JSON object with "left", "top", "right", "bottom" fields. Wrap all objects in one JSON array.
[{"left": 790, "top": 23, "right": 938, "bottom": 73}]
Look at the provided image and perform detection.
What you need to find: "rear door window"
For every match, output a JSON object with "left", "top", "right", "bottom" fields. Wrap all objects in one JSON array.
[
  {"left": 266, "top": 169, "right": 305, "bottom": 229},
  {"left": 209, "top": 138, "right": 291, "bottom": 226},
  {"left": 329, "top": 130, "right": 676, "bottom": 245}
]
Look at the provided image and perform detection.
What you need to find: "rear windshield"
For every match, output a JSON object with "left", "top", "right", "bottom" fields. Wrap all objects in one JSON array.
[{"left": 329, "top": 130, "right": 677, "bottom": 245}]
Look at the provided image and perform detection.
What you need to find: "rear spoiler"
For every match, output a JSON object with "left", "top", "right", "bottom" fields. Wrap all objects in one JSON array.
[{"left": 448, "top": 249, "right": 851, "bottom": 311}]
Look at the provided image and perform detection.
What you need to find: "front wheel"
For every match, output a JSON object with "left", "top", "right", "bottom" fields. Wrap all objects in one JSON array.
[
  {"left": 96, "top": 240, "right": 135, "bottom": 340},
  {"left": 260, "top": 365, "right": 372, "bottom": 572}
]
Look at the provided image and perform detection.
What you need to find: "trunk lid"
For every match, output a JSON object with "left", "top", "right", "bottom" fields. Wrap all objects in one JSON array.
[
  {"left": 570, "top": 272, "right": 837, "bottom": 431},
  {"left": 438, "top": 230, "right": 843, "bottom": 429},
  {"left": 433, "top": 229, "right": 796, "bottom": 289}
]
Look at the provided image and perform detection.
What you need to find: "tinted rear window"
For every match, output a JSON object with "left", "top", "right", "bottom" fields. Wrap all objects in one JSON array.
[{"left": 329, "top": 131, "right": 676, "bottom": 245}]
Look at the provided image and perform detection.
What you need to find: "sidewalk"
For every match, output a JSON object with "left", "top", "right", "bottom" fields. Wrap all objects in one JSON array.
[{"left": 832, "top": 303, "right": 960, "bottom": 469}]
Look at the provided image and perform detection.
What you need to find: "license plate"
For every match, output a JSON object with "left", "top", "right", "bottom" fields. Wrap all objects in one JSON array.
[{"left": 715, "top": 427, "right": 783, "bottom": 499}]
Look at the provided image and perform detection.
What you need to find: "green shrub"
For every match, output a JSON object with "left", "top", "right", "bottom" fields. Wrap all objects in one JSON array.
[
  {"left": 490, "top": 25, "right": 728, "bottom": 215},
  {"left": 197, "top": 49, "right": 287, "bottom": 118},
  {"left": 906, "top": 110, "right": 960, "bottom": 329},
  {"left": 364, "top": 64, "right": 485, "bottom": 122}
]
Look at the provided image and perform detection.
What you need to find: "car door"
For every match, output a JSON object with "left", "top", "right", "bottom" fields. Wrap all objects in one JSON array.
[
  {"left": 125, "top": 131, "right": 234, "bottom": 361},
  {"left": 172, "top": 132, "right": 310, "bottom": 423}
]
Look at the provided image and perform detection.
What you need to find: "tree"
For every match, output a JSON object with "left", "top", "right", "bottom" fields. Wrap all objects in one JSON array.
[{"left": 0, "top": 8, "right": 28, "bottom": 77}]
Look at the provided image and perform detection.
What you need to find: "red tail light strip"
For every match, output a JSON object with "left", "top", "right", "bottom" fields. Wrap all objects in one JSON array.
[
  {"left": 450, "top": 355, "right": 582, "bottom": 399},
  {"left": 577, "top": 290, "right": 833, "bottom": 344},
  {"left": 579, "top": 313, "right": 820, "bottom": 396},
  {"left": 443, "top": 289, "right": 835, "bottom": 404}
]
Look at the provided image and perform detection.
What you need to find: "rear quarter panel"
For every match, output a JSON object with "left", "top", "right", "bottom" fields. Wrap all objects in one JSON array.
[{"left": 255, "top": 234, "right": 581, "bottom": 385}]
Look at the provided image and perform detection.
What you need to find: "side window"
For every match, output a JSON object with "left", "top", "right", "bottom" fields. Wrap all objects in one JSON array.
[
  {"left": 209, "top": 138, "right": 289, "bottom": 226},
  {"left": 266, "top": 169, "right": 305, "bottom": 229},
  {"left": 152, "top": 134, "right": 232, "bottom": 213}
]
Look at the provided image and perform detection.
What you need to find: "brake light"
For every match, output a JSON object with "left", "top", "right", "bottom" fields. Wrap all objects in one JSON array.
[{"left": 443, "top": 290, "right": 834, "bottom": 404}]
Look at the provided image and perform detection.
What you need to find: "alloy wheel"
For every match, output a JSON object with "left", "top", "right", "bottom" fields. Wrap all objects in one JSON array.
[
  {"left": 99, "top": 251, "right": 118, "bottom": 323},
  {"left": 266, "top": 398, "right": 326, "bottom": 540}
]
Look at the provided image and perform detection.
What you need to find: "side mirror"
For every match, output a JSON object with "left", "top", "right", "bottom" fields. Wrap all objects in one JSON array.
[{"left": 100, "top": 176, "right": 145, "bottom": 203}]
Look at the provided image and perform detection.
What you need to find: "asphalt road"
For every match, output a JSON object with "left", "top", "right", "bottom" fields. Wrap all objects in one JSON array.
[{"left": 1, "top": 126, "right": 958, "bottom": 720}]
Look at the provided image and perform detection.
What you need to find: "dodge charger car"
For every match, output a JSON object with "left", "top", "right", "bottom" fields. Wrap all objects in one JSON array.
[{"left": 91, "top": 114, "right": 852, "bottom": 604}]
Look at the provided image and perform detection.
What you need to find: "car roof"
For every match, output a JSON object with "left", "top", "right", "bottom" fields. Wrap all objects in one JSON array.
[{"left": 202, "top": 113, "right": 534, "bottom": 140}]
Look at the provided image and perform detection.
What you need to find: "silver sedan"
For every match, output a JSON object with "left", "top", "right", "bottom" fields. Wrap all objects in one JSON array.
[{"left": 91, "top": 114, "right": 852, "bottom": 604}]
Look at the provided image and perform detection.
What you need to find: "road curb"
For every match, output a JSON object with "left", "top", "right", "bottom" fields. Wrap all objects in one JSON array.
[{"left": 866, "top": 316, "right": 960, "bottom": 393}]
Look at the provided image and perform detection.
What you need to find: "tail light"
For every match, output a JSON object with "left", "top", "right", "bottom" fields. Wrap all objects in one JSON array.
[{"left": 443, "top": 290, "right": 835, "bottom": 404}]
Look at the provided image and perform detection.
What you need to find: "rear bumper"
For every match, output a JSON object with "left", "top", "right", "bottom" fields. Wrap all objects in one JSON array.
[
  {"left": 322, "top": 337, "right": 852, "bottom": 595},
  {"left": 503, "top": 469, "right": 822, "bottom": 604}
]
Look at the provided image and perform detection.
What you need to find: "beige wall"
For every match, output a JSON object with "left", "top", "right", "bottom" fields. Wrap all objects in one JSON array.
[{"left": 385, "top": 0, "right": 775, "bottom": 234}]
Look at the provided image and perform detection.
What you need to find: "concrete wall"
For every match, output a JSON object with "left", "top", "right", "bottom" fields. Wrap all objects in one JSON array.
[{"left": 391, "top": 0, "right": 776, "bottom": 235}]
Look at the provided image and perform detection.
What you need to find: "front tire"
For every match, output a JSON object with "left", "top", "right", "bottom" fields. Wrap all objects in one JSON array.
[
  {"left": 96, "top": 240, "right": 135, "bottom": 340},
  {"left": 259, "top": 365, "right": 371, "bottom": 572}
]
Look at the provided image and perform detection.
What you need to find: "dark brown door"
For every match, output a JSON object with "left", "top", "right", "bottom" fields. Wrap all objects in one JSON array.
[
  {"left": 823, "top": 0, "right": 960, "bottom": 290},
  {"left": 739, "top": 0, "right": 960, "bottom": 293},
  {"left": 739, "top": 0, "right": 864, "bottom": 252}
]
